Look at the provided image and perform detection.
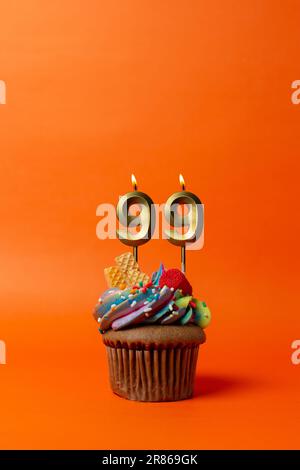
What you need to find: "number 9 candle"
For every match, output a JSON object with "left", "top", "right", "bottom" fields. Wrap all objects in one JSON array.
[
  {"left": 164, "top": 174, "right": 203, "bottom": 273},
  {"left": 116, "top": 174, "right": 155, "bottom": 263}
]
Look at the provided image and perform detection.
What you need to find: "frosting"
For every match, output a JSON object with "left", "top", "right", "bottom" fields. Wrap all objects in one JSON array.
[{"left": 94, "top": 266, "right": 211, "bottom": 333}]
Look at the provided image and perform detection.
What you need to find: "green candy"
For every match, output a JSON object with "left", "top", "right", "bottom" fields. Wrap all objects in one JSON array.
[
  {"left": 174, "top": 296, "right": 192, "bottom": 309},
  {"left": 193, "top": 299, "right": 211, "bottom": 329}
]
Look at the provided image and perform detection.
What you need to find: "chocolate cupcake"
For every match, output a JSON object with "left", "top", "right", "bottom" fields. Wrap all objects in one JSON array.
[{"left": 94, "top": 253, "right": 211, "bottom": 402}]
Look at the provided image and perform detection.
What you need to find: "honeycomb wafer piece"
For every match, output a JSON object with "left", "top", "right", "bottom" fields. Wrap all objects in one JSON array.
[
  {"left": 115, "top": 252, "right": 139, "bottom": 276},
  {"left": 126, "top": 268, "right": 150, "bottom": 286},
  {"left": 104, "top": 266, "right": 128, "bottom": 289}
]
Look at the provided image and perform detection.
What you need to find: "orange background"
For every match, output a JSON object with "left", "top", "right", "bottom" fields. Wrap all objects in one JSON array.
[{"left": 0, "top": 0, "right": 300, "bottom": 450}]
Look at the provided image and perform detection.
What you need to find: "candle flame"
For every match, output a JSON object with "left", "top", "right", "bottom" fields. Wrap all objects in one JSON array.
[
  {"left": 179, "top": 174, "right": 186, "bottom": 190},
  {"left": 131, "top": 174, "right": 138, "bottom": 190}
]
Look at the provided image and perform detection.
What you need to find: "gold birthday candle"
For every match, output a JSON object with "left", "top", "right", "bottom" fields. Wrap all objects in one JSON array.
[
  {"left": 116, "top": 175, "right": 155, "bottom": 263},
  {"left": 164, "top": 174, "right": 203, "bottom": 273}
]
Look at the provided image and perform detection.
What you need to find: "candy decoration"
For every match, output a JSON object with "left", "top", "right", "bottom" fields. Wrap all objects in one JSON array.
[
  {"left": 96, "top": 261, "right": 211, "bottom": 332},
  {"left": 115, "top": 251, "right": 150, "bottom": 286},
  {"left": 115, "top": 251, "right": 139, "bottom": 272},
  {"left": 193, "top": 299, "right": 211, "bottom": 329},
  {"left": 127, "top": 269, "right": 150, "bottom": 286},
  {"left": 159, "top": 268, "right": 192, "bottom": 296},
  {"left": 104, "top": 266, "right": 128, "bottom": 289},
  {"left": 105, "top": 252, "right": 149, "bottom": 290},
  {"left": 174, "top": 295, "right": 192, "bottom": 309}
]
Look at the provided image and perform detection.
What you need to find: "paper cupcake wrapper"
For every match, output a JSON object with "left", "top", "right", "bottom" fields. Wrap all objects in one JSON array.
[{"left": 106, "top": 345, "right": 199, "bottom": 402}]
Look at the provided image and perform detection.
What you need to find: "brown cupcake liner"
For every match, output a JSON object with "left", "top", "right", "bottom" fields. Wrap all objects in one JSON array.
[{"left": 105, "top": 344, "right": 200, "bottom": 402}]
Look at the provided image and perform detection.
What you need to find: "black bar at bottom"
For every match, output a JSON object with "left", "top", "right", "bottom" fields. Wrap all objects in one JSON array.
[{"left": 0, "top": 450, "right": 299, "bottom": 467}]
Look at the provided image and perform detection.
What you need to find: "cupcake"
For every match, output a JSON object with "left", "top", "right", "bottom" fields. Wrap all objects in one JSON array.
[{"left": 93, "top": 252, "right": 211, "bottom": 402}]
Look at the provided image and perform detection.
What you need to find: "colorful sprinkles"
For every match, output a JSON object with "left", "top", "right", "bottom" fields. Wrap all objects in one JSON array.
[{"left": 94, "top": 264, "right": 211, "bottom": 332}]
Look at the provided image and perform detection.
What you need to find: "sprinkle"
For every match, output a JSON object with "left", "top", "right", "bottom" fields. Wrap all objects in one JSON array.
[
  {"left": 108, "top": 290, "right": 114, "bottom": 294},
  {"left": 170, "top": 287, "right": 175, "bottom": 292},
  {"left": 168, "top": 304, "right": 173, "bottom": 311},
  {"left": 152, "top": 289, "right": 156, "bottom": 294},
  {"left": 121, "top": 296, "right": 126, "bottom": 300},
  {"left": 144, "top": 301, "right": 149, "bottom": 305},
  {"left": 98, "top": 297, "right": 102, "bottom": 303},
  {"left": 145, "top": 281, "right": 153, "bottom": 288},
  {"left": 131, "top": 300, "right": 137, "bottom": 307},
  {"left": 139, "top": 281, "right": 143, "bottom": 287},
  {"left": 111, "top": 304, "right": 117, "bottom": 311},
  {"left": 132, "top": 285, "right": 139, "bottom": 290},
  {"left": 190, "top": 301, "right": 196, "bottom": 309},
  {"left": 141, "top": 287, "right": 147, "bottom": 293},
  {"left": 145, "top": 313, "right": 150, "bottom": 317},
  {"left": 128, "top": 294, "right": 134, "bottom": 299},
  {"left": 97, "top": 317, "right": 101, "bottom": 323},
  {"left": 144, "top": 307, "right": 152, "bottom": 312}
]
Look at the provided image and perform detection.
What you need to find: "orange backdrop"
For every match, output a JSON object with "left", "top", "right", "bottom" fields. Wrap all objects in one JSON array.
[{"left": 0, "top": 0, "right": 300, "bottom": 450}]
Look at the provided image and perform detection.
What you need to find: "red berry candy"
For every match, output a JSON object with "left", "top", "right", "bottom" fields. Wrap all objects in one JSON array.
[{"left": 159, "top": 268, "right": 192, "bottom": 296}]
